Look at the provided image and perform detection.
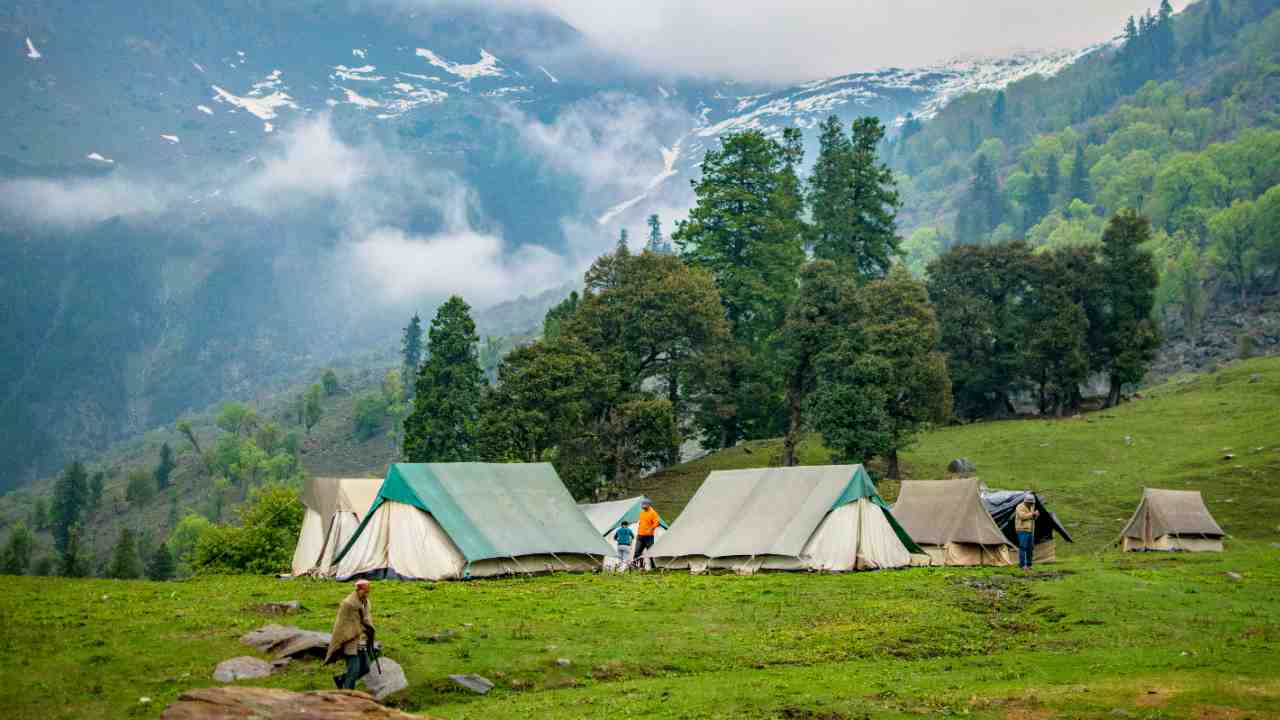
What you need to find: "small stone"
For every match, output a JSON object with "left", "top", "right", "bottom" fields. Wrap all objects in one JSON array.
[
  {"left": 1223, "top": 453, "right": 1235, "bottom": 460},
  {"left": 449, "top": 674, "right": 495, "bottom": 695},
  {"left": 140, "top": 697, "right": 152, "bottom": 705},
  {"left": 947, "top": 458, "right": 976, "bottom": 475},
  {"left": 213, "top": 656, "right": 274, "bottom": 683},
  {"left": 427, "top": 630, "right": 456, "bottom": 643},
  {"left": 1249, "top": 374, "right": 1261, "bottom": 383},
  {"left": 555, "top": 658, "right": 571, "bottom": 667},
  {"left": 1225, "top": 572, "right": 1243, "bottom": 582},
  {"left": 1124, "top": 435, "right": 1134, "bottom": 447}
]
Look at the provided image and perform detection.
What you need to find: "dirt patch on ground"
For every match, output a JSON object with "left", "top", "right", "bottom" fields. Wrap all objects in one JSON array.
[
  {"left": 1136, "top": 687, "right": 1175, "bottom": 707},
  {"left": 777, "top": 707, "right": 849, "bottom": 719}
]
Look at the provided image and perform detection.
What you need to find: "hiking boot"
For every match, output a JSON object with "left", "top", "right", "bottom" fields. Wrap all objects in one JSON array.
[{"left": 333, "top": 674, "right": 345, "bottom": 689}]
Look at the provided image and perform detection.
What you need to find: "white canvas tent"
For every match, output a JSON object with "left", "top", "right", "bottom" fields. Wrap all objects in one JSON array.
[
  {"left": 292, "top": 477, "right": 382, "bottom": 576},
  {"left": 649, "top": 465, "right": 922, "bottom": 574},
  {"left": 892, "top": 478, "right": 1014, "bottom": 566},
  {"left": 578, "top": 496, "right": 668, "bottom": 569},
  {"left": 1119, "top": 488, "right": 1224, "bottom": 552},
  {"left": 331, "top": 463, "right": 612, "bottom": 581}
]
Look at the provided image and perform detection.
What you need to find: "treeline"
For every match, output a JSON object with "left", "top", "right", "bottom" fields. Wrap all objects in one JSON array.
[
  {"left": 390, "top": 117, "right": 978, "bottom": 499},
  {"left": 896, "top": 0, "right": 1280, "bottom": 335}
]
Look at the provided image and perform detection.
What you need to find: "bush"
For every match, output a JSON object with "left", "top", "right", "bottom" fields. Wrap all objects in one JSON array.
[
  {"left": 322, "top": 369, "right": 340, "bottom": 396},
  {"left": 353, "top": 393, "right": 388, "bottom": 440},
  {"left": 191, "top": 485, "right": 304, "bottom": 574},
  {"left": 1, "top": 522, "right": 34, "bottom": 575},
  {"left": 169, "top": 513, "right": 214, "bottom": 567},
  {"left": 125, "top": 469, "right": 155, "bottom": 504}
]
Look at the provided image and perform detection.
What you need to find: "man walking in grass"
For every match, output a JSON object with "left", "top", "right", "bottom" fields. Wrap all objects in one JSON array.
[
  {"left": 324, "top": 579, "right": 376, "bottom": 689},
  {"left": 632, "top": 500, "right": 661, "bottom": 570},
  {"left": 1015, "top": 493, "right": 1040, "bottom": 571}
]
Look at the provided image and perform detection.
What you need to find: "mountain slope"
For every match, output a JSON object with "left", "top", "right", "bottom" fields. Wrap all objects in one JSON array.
[{"left": 0, "top": 0, "right": 1103, "bottom": 485}]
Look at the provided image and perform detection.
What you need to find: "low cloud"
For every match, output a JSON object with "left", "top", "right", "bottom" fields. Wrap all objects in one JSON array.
[{"left": 0, "top": 174, "right": 171, "bottom": 229}]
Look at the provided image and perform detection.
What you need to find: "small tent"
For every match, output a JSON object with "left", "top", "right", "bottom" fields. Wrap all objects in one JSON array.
[
  {"left": 649, "top": 465, "right": 922, "bottom": 574},
  {"left": 292, "top": 477, "right": 382, "bottom": 576},
  {"left": 332, "top": 463, "right": 612, "bottom": 580},
  {"left": 578, "top": 496, "right": 668, "bottom": 568},
  {"left": 893, "top": 478, "right": 1014, "bottom": 566},
  {"left": 1119, "top": 488, "right": 1224, "bottom": 552},
  {"left": 980, "top": 486, "right": 1073, "bottom": 563}
]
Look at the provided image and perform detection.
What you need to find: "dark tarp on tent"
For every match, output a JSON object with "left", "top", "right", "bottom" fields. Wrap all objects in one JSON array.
[{"left": 980, "top": 488, "right": 1073, "bottom": 546}]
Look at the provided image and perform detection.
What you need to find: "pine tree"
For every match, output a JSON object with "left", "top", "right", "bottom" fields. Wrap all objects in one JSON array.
[
  {"left": 1068, "top": 144, "right": 1091, "bottom": 203},
  {"left": 1100, "top": 211, "right": 1162, "bottom": 407},
  {"left": 51, "top": 461, "right": 88, "bottom": 553},
  {"left": 955, "top": 154, "right": 1002, "bottom": 243},
  {"left": 776, "top": 261, "right": 851, "bottom": 466},
  {"left": 852, "top": 266, "right": 951, "bottom": 478},
  {"left": 645, "top": 214, "right": 670, "bottom": 254},
  {"left": 1154, "top": 0, "right": 1176, "bottom": 68},
  {"left": 807, "top": 115, "right": 902, "bottom": 280},
  {"left": 1, "top": 522, "right": 34, "bottom": 575},
  {"left": 1045, "top": 155, "right": 1061, "bottom": 197},
  {"left": 991, "top": 90, "right": 1007, "bottom": 131},
  {"left": 304, "top": 384, "right": 323, "bottom": 434},
  {"left": 1024, "top": 172, "right": 1051, "bottom": 231},
  {"left": 154, "top": 442, "right": 175, "bottom": 491},
  {"left": 403, "top": 296, "right": 485, "bottom": 462},
  {"left": 673, "top": 129, "right": 806, "bottom": 446},
  {"left": 87, "top": 471, "right": 104, "bottom": 513},
  {"left": 146, "top": 542, "right": 176, "bottom": 581},
  {"left": 321, "top": 369, "right": 340, "bottom": 396},
  {"left": 401, "top": 314, "right": 424, "bottom": 400},
  {"left": 59, "top": 523, "right": 89, "bottom": 577},
  {"left": 108, "top": 528, "right": 143, "bottom": 579}
]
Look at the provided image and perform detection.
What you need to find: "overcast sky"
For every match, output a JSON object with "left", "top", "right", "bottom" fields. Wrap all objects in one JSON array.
[{"left": 492, "top": 0, "right": 1187, "bottom": 83}]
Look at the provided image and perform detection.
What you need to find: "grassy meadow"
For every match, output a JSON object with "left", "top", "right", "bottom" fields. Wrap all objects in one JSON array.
[{"left": 3, "top": 358, "right": 1279, "bottom": 719}]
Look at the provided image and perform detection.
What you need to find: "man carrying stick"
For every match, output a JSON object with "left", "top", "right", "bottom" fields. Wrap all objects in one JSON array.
[{"left": 324, "top": 579, "right": 376, "bottom": 689}]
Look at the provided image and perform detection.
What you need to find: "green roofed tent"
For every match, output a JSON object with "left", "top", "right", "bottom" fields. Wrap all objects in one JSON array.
[
  {"left": 578, "top": 496, "right": 669, "bottom": 568},
  {"left": 649, "top": 465, "right": 923, "bottom": 574},
  {"left": 332, "top": 463, "right": 612, "bottom": 580}
]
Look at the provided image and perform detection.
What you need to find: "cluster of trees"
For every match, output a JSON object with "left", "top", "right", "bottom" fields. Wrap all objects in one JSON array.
[
  {"left": 399, "top": 115, "right": 949, "bottom": 493},
  {"left": 928, "top": 211, "right": 1161, "bottom": 419}
]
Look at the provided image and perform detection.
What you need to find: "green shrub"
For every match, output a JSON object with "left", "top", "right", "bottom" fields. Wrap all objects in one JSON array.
[{"left": 191, "top": 485, "right": 303, "bottom": 575}]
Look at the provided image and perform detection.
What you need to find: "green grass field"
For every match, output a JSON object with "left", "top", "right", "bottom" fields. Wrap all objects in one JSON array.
[{"left": 3, "top": 358, "right": 1279, "bottom": 719}]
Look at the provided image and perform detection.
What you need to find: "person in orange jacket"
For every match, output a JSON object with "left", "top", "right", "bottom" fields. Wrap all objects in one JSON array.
[{"left": 632, "top": 500, "right": 661, "bottom": 570}]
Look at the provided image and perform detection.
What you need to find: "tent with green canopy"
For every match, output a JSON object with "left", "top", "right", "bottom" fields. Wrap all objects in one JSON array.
[
  {"left": 649, "top": 465, "right": 923, "bottom": 574},
  {"left": 332, "top": 463, "right": 612, "bottom": 580}
]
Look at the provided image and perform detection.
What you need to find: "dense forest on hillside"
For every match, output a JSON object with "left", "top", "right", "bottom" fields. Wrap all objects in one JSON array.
[{"left": 893, "top": 0, "right": 1280, "bottom": 338}]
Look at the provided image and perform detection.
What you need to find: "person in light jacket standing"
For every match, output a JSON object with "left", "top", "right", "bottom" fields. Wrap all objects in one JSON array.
[{"left": 1015, "top": 493, "right": 1040, "bottom": 571}]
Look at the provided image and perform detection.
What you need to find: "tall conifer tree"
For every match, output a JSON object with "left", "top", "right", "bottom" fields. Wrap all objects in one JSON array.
[{"left": 403, "top": 296, "right": 484, "bottom": 462}]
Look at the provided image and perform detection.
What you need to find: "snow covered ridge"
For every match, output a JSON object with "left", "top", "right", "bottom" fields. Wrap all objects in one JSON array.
[
  {"left": 414, "top": 48, "right": 504, "bottom": 80},
  {"left": 25, "top": 37, "right": 42, "bottom": 59}
]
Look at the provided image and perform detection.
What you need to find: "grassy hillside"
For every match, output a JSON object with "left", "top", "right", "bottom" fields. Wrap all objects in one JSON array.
[
  {"left": 640, "top": 356, "right": 1280, "bottom": 554},
  {"left": 3, "top": 357, "right": 1277, "bottom": 719}
]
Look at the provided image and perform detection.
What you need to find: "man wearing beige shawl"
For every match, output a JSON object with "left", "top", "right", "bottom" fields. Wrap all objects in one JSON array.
[{"left": 324, "top": 579, "right": 375, "bottom": 689}]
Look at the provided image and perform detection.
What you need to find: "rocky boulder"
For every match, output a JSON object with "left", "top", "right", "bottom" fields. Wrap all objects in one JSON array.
[
  {"left": 363, "top": 657, "right": 409, "bottom": 701},
  {"left": 947, "top": 458, "right": 976, "bottom": 475},
  {"left": 212, "top": 656, "right": 274, "bottom": 683},
  {"left": 161, "top": 687, "right": 425, "bottom": 719},
  {"left": 241, "top": 624, "right": 331, "bottom": 660}
]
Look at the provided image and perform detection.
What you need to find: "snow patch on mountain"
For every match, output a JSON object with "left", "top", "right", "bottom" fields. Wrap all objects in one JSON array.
[
  {"left": 86, "top": 152, "right": 113, "bottom": 164},
  {"left": 211, "top": 70, "right": 299, "bottom": 120},
  {"left": 160, "top": 134, "right": 180, "bottom": 144},
  {"left": 377, "top": 84, "right": 448, "bottom": 118},
  {"left": 415, "top": 48, "right": 504, "bottom": 80},
  {"left": 539, "top": 66, "right": 559, "bottom": 83},
  {"left": 352, "top": 48, "right": 367, "bottom": 59},
  {"left": 196, "top": 105, "right": 213, "bottom": 115},
  {"left": 192, "top": 61, "right": 204, "bottom": 73},
  {"left": 333, "top": 64, "right": 385, "bottom": 82},
  {"left": 342, "top": 87, "right": 381, "bottom": 109},
  {"left": 25, "top": 38, "right": 42, "bottom": 59}
]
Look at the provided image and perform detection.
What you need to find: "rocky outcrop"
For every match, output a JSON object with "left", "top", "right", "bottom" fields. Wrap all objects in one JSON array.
[
  {"left": 240, "top": 624, "right": 330, "bottom": 659},
  {"left": 161, "top": 687, "right": 425, "bottom": 719}
]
